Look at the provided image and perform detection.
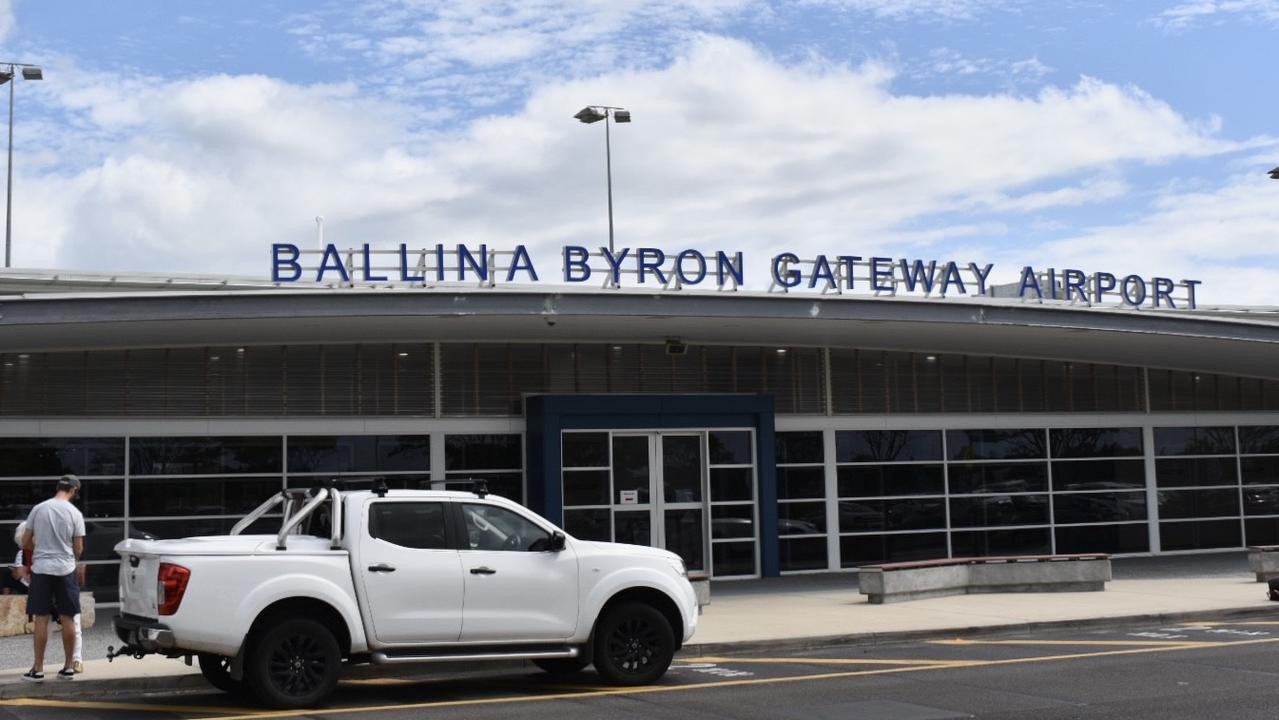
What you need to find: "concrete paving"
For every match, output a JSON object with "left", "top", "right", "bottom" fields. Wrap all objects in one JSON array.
[{"left": 0, "top": 551, "right": 1272, "bottom": 699}]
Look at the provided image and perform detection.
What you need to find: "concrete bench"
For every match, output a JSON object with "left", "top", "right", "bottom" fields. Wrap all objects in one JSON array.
[
  {"left": 858, "top": 554, "right": 1111, "bottom": 604},
  {"left": 0, "top": 593, "right": 96, "bottom": 636},
  {"left": 1247, "top": 545, "right": 1279, "bottom": 581},
  {"left": 688, "top": 571, "right": 711, "bottom": 610}
]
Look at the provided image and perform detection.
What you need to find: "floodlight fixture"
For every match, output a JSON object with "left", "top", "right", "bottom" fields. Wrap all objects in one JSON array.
[
  {"left": 574, "top": 106, "right": 607, "bottom": 124},
  {"left": 573, "top": 105, "right": 631, "bottom": 253},
  {"left": 1, "top": 61, "right": 44, "bottom": 268},
  {"left": 1269, "top": 166, "right": 1279, "bottom": 180}
]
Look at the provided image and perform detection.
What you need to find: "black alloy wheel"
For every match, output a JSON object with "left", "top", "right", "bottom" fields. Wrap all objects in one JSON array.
[
  {"left": 246, "top": 618, "right": 341, "bottom": 708},
  {"left": 197, "top": 654, "right": 244, "bottom": 695},
  {"left": 592, "top": 603, "right": 675, "bottom": 685}
]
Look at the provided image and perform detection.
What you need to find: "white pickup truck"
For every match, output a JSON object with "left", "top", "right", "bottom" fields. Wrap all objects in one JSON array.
[{"left": 111, "top": 483, "right": 698, "bottom": 708}]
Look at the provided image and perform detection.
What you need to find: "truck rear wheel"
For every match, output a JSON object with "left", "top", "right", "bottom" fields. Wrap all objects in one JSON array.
[
  {"left": 197, "top": 654, "right": 244, "bottom": 695},
  {"left": 245, "top": 618, "right": 341, "bottom": 708},
  {"left": 592, "top": 603, "right": 675, "bottom": 685}
]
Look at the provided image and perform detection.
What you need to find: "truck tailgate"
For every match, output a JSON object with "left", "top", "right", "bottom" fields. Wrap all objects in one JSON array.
[{"left": 117, "top": 539, "right": 161, "bottom": 619}]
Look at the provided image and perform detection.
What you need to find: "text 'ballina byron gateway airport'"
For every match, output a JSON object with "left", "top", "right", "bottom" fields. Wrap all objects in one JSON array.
[{"left": 1, "top": 244, "right": 1276, "bottom": 601}]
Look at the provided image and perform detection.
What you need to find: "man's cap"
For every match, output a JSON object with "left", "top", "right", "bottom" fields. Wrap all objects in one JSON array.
[{"left": 57, "top": 474, "right": 81, "bottom": 491}]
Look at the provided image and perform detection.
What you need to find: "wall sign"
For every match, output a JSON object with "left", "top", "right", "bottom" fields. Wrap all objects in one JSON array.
[{"left": 270, "top": 243, "right": 1203, "bottom": 310}]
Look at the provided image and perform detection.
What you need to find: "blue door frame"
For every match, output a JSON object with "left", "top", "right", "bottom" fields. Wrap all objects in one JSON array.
[{"left": 524, "top": 394, "right": 779, "bottom": 577}]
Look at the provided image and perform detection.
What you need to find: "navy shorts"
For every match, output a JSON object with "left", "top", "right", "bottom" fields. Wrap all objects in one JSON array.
[{"left": 27, "top": 572, "right": 80, "bottom": 617}]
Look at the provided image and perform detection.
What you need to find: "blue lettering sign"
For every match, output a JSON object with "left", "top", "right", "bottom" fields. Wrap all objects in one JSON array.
[
  {"left": 1093, "top": 272, "right": 1116, "bottom": 302},
  {"left": 1121, "top": 274, "right": 1147, "bottom": 306},
  {"left": 563, "top": 246, "right": 591, "bottom": 282},
  {"left": 809, "top": 255, "right": 836, "bottom": 289},
  {"left": 601, "top": 247, "right": 630, "bottom": 285},
  {"left": 1017, "top": 266, "right": 1041, "bottom": 299},
  {"left": 398, "top": 244, "right": 425, "bottom": 282},
  {"left": 838, "top": 256, "right": 861, "bottom": 289},
  {"left": 1062, "top": 268, "right": 1087, "bottom": 302},
  {"left": 899, "top": 259, "right": 937, "bottom": 293},
  {"left": 870, "top": 256, "right": 894, "bottom": 292},
  {"left": 637, "top": 247, "right": 668, "bottom": 284},
  {"left": 969, "top": 263, "right": 993, "bottom": 295},
  {"left": 772, "top": 253, "right": 801, "bottom": 288},
  {"left": 938, "top": 262, "right": 965, "bottom": 295},
  {"left": 676, "top": 249, "right": 707, "bottom": 285},
  {"left": 362, "top": 244, "right": 388, "bottom": 282},
  {"left": 272, "top": 243, "right": 301, "bottom": 282},
  {"left": 507, "top": 244, "right": 539, "bottom": 282},
  {"left": 316, "top": 244, "right": 350, "bottom": 283},
  {"left": 716, "top": 251, "right": 744, "bottom": 286}
]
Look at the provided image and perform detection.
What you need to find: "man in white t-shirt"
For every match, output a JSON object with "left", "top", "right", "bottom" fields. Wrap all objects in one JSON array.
[
  {"left": 19, "top": 475, "right": 86, "bottom": 683},
  {"left": 11, "top": 521, "right": 83, "bottom": 674}
]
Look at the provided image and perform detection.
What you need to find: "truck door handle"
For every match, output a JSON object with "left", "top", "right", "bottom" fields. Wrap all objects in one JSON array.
[
  {"left": 470, "top": 566, "right": 497, "bottom": 575},
  {"left": 368, "top": 563, "right": 396, "bottom": 573}
]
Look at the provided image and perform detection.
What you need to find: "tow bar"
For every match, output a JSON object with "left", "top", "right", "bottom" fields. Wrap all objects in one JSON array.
[{"left": 106, "top": 644, "right": 149, "bottom": 662}]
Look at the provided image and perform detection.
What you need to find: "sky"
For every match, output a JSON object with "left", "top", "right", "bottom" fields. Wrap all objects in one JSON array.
[{"left": 0, "top": 0, "right": 1276, "bottom": 305}]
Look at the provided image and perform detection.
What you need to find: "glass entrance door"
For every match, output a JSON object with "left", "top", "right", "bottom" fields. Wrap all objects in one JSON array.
[
  {"left": 560, "top": 428, "right": 758, "bottom": 577},
  {"left": 610, "top": 433, "right": 707, "bottom": 573}
]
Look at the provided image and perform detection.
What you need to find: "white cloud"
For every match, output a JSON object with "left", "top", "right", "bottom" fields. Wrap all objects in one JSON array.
[
  {"left": 0, "top": 0, "right": 12, "bottom": 43},
  {"left": 13, "top": 36, "right": 1261, "bottom": 302},
  {"left": 1155, "top": 0, "right": 1279, "bottom": 30},
  {"left": 804, "top": 0, "right": 1010, "bottom": 19}
]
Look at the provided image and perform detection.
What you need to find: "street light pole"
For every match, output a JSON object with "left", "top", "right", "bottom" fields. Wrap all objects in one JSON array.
[
  {"left": 1, "top": 61, "right": 43, "bottom": 269},
  {"left": 574, "top": 105, "right": 630, "bottom": 254}
]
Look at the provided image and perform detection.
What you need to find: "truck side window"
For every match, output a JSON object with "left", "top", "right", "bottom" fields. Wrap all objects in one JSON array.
[
  {"left": 461, "top": 504, "right": 551, "bottom": 552},
  {"left": 368, "top": 502, "right": 448, "bottom": 550}
]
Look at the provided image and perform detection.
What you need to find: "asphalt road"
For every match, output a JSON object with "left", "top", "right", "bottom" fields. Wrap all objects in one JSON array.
[{"left": 7, "top": 616, "right": 1279, "bottom": 719}]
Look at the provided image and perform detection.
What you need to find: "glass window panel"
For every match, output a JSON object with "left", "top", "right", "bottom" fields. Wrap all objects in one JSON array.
[
  {"left": 445, "top": 434, "right": 522, "bottom": 471},
  {"left": 710, "top": 467, "right": 753, "bottom": 501},
  {"left": 1051, "top": 459, "right": 1146, "bottom": 491},
  {"left": 947, "top": 429, "right": 1046, "bottom": 460},
  {"left": 1053, "top": 492, "right": 1148, "bottom": 524},
  {"left": 1157, "top": 489, "right": 1240, "bottom": 519},
  {"left": 950, "top": 527, "right": 1051, "bottom": 557},
  {"left": 448, "top": 471, "right": 523, "bottom": 503},
  {"left": 838, "top": 498, "right": 946, "bottom": 532},
  {"left": 1154, "top": 427, "right": 1236, "bottom": 456},
  {"left": 837, "top": 465, "right": 944, "bottom": 497},
  {"left": 374, "top": 436, "right": 431, "bottom": 472},
  {"left": 1240, "top": 426, "right": 1279, "bottom": 455},
  {"left": 460, "top": 504, "right": 552, "bottom": 552},
  {"left": 563, "top": 470, "right": 610, "bottom": 507},
  {"left": 369, "top": 502, "right": 448, "bottom": 550},
  {"left": 711, "top": 505, "right": 755, "bottom": 539},
  {"left": 1243, "top": 486, "right": 1279, "bottom": 516},
  {"left": 662, "top": 435, "right": 703, "bottom": 504},
  {"left": 563, "top": 432, "right": 609, "bottom": 469},
  {"left": 1159, "top": 519, "right": 1241, "bottom": 551},
  {"left": 948, "top": 495, "right": 1050, "bottom": 528},
  {"left": 778, "top": 467, "right": 825, "bottom": 500},
  {"left": 778, "top": 501, "right": 826, "bottom": 535},
  {"left": 0, "top": 479, "right": 123, "bottom": 520},
  {"left": 80, "top": 521, "right": 125, "bottom": 561},
  {"left": 1242, "top": 457, "right": 1279, "bottom": 486},
  {"left": 1050, "top": 428, "right": 1143, "bottom": 458},
  {"left": 948, "top": 463, "right": 1048, "bottom": 494},
  {"left": 712, "top": 541, "right": 756, "bottom": 576},
  {"left": 776, "top": 432, "right": 823, "bottom": 464},
  {"left": 836, "top": 431, "right": 942, "bottom": 462},
  {"left": 130, "top": 477, "right": 283, "bottom": 517},
  {"left": 1245, "top": 517, "right": 1279, "bottom": 547},
  {"left": 612, "top": 436, "right": 651, "bottom": 504},
  {"left": 614, "top": 511, "right": 651, "bottom": 547},
  {"left": 839, "top": 532, "right": 947, "bottom": 568},
  {"left": 0, "top": 437, "right": 126, "bottom": 477},
  {"left": 132, "top": 436, "right": 283, "bottom": 475},
  {"left": 130, "top": 517, "right": 246, "bottom": 539},
  {"left": 1155, "top": 458, "right": 1239, "bottom": 488},
  {"left": 664, "top": 509, "right": 705, "bottom": 572},
  {"left": 780, "top": 537, "right": 828, "bottom": 572},
  {"left": 564, "top": 509, "right": 610, "bottom": 542},
  {"left": 1054, "top": 524, "right": 1149, "bottom": 554},
  {"left": 709, "top": 431, "right": 752, "bottom": 465}
]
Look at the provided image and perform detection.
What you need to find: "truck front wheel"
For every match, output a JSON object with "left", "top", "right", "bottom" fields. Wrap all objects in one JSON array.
[
  {"left": 245, "top": 618, "right": 342, "bottom": 708},
  {"left": 592, "top": 603, "right": 675, "bottom": 685}
]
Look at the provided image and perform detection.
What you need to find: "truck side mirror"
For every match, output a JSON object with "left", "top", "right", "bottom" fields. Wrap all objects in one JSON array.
[{"left": 550, "top": 531, "right": 567, "bottom": 552}]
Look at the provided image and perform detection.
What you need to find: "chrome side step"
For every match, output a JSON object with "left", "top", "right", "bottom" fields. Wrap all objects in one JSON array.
[{"left": 371, "top": 647, "right": 579, "bottom": 665}]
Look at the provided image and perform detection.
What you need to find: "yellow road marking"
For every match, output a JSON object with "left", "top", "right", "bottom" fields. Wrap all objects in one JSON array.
[
  {"left": 689, "top": 655, "right": 980, "bottom": 667},
  {"left": 930, "top": 639, "right": 1218, "bottom": 647},
  {"left": 187, "top": 637, "right": 1279, "bottom": 720},
  {"left": 1184, "top": 621, "right": 1279, "bottom": 627},
  {"left": 0, "top": 696, "right": 255, "bottom": 714}
]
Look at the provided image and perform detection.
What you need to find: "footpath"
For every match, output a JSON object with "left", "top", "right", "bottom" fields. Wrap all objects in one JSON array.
[{"left": 1, "top": 551, "right": 1274, "bottom": 699}]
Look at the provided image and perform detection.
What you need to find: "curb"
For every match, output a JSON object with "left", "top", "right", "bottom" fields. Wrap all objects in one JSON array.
[
  {"left": 678, "top": 604, "right": 1279, "bottom": 657},
  {"left": 3, "top": 604, "right": 1277, "bottom": 700}
]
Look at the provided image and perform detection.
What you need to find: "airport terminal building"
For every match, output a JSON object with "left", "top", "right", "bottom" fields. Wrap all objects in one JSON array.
[{"left": 3, "top": 249, "right": 1279, "bottom": 601}]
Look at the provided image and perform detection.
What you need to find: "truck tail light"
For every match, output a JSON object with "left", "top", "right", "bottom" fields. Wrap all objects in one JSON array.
[{"left": 157, "top": 563, "right": 190, "bottom": 616}]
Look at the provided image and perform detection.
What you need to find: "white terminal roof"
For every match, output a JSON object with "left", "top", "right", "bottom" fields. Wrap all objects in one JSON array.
[{"left": 2, "top": 268, "right": 1279, "bottom": 379}]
